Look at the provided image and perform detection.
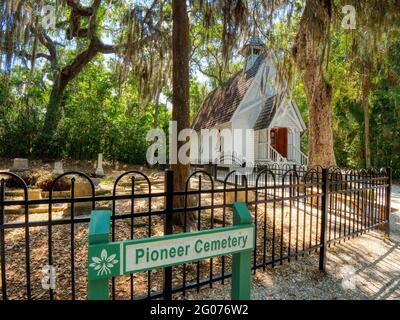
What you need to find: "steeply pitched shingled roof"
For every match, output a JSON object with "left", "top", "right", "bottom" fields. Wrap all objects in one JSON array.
[
  {"left": 191, "top": 55, "right": 264, "bottom": 131},
  {"left": 253, "top": 95, "right": 278, "bottom": 130},
  {"left": 245, "top": 37, "right": 266, "bottom": 48}
]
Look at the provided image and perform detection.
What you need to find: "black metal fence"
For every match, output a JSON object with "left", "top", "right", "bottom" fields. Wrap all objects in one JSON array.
[{"left": 0, "top": 166, "right": 391, "bottom": 300}]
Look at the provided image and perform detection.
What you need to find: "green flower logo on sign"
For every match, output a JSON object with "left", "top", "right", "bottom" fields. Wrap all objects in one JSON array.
[{"left": 89, "top": 249, "right": 119, "bottom": 276}]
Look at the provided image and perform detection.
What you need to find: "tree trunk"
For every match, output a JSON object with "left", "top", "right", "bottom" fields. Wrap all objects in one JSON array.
[
  {"left": 35, "top": 72, "right": 68, "bottom": 159},
  {"left": 171, "top": 0, "right": 191, "bottom": 226},
  {"left": 292, "top": 0, "right": 336, "bottom": 167},
  {"left": 36, "top": 41, "right": 99, "bottom": 158},
  {"left": 361, "top": 64, "right": 372, "bottom": 168},
  {"left": 154, "top": 88, "right": 161, "bottom": 128}
]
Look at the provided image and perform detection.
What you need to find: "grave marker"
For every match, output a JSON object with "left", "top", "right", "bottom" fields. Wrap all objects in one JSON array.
[
  {"left": 95, "top": 153, "right": 105, "bottom": 177},
  {"left": 53, "top": 161, "right": 64, "bottom": 175},
  {"left": 11, "top": 158, "right": 29, "bottom": 172},
  {"left": 71, "top": 182, "right": 93, "bottom": 215}
]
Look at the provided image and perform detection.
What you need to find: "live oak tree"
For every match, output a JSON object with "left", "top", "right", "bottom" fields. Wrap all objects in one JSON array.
[
  {"left": 292, "top": 0, "right": 336, "bottom": 167},
  {"left": 0, "top": 0, "right": 167, "bottom": 158},
  {"left": 339, "top": 1, "right": 400, "bottom": 168},
  {"left": 35, "top": 0, "right": 124, "bottom": 158},
  {"left": 292, "top": 0, "right": 400, "bottom": 167}
]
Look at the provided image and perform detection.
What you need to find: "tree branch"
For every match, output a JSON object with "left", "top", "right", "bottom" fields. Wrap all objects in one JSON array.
[
  {"left": 191, "top": 58, "right": 221, "bottom": 83},
  {"left": 14, "top": 49, "right": 52, "bottom": 63},
  {"left": 65, "top": 0, "right": 94, "bottom": 16},
  {"left": 60, "top": 31, "right": 160, "bottom": 88},
  {"left": 96, "top": 31, "right": 161, "bottom": 54},
  {"left": 66, "top": 0, "right": 101, "bottom": 40},
  {"left": 30, "top": 27, "right": 58, "bottom": 69}
]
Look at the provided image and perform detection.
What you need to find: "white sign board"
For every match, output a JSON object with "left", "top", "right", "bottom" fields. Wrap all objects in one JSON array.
[{"left": 123, "top": 226, "right": 254, "bottom": 273}]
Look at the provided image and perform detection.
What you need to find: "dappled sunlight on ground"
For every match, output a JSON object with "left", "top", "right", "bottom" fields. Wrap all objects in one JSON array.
[{"left": 180, "top": 190, "right": 400, "bottom": 300}]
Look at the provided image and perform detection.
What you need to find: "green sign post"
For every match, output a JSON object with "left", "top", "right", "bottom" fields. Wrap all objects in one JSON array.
[{"left": 87, "top": 202, "right": 254, "bottom": 300}]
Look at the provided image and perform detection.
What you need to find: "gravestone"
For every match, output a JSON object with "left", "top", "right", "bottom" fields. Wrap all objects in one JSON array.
[
  {"left": 53, "top": 161, "right": 64, "bottom": 175},
  {"left": 95, "top": 153, "right": 105, "bottom": 177},
  {"left": 11, "top": 158, "right": 29, "bottom": 172},
  {"left": 70, "top": 182, "right": 93, "bottom": 215},
  {"left": 28, "top": 189, "right": 42, "bottom": 208},
  {"left": 28, "top": 189, "right": 42, "bottom": 200},
  {"left": 74, "top": 182, "right": 92, "bottom": 198}
]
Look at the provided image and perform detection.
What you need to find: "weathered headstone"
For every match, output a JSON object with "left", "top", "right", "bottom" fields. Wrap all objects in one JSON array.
[
  {"left": 53, "top": 161, "right": 64, "bottom": 175},
  {"left": 74, "top": 182, "right": 92, "bottom": 197},
  {"left": 95, "top": 153, "right": 105, "bottom": 177},
  {"left": 28, "top": 189, "right": 42, "bottom": 208},
  {"left": 28, "top": 189, "right": 42, "bottom": 200},
  {"left": 70, "top": 182, "right": 93, "bottom": 215},
  {"left": 11, "top": 158, "right": 29, "bottom": 172}
]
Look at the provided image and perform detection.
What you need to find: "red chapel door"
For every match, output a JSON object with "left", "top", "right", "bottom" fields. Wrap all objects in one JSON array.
[{"left": 271, "top": 128, "right": 288, "bottom": 158}]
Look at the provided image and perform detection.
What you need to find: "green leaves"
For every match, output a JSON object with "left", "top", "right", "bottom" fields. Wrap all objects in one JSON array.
[{"left": 0, "top": 57, "right": 169, "bottom": 164}]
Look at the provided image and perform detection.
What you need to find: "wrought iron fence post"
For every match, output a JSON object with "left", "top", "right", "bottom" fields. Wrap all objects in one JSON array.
[
  {"left": 319, "top": 168, "right": 329, "bottom": 272},
  {"left": 163, "top": 169, "right": 174, "bottom": 299},
  {"left": 385, "top": 167, "right": 392, "bottom": 237},
  {"left": 214, "top": 163, "right": 218, "bottom": 181}
]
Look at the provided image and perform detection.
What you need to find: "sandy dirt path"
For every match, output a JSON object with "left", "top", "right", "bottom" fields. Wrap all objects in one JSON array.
[{"left": 180, "top": 185, "right": 400, "bottom": 300}]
